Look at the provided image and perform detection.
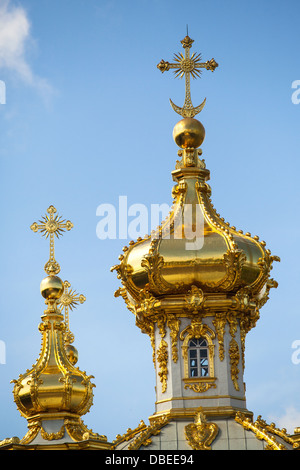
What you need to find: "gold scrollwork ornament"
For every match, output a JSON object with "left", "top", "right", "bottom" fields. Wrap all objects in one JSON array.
[
  {"left": 185, "top": 408, "right": 218, "bottom": 450},
  {"left": 156, "top": 339, "right": 168, "bottom": 393}
]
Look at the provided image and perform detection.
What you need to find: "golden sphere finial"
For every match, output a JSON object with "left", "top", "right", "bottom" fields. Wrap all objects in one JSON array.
[
  {"left": 40, "top": 275, "right": 64, "bottom": 300},
  {"left": 173, "top": 117, "right": 205, "bottom": 149}
]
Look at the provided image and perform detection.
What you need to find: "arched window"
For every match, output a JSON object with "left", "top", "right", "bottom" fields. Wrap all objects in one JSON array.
[{"left": 188, "top": 338, "right": 209, "bottom": 377}]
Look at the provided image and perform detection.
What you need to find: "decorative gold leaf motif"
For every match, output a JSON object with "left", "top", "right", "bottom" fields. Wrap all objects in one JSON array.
[
  {"left": 141, "top": 239, "right": 184, "bottom": 295},
  {"left": 229, "top": 339, "right": 240, "bottom": 391},
  {"left": 184, "top": 381, "right": 216, "bottom": 393},
  {"left": 65, "top": 417, "right": 107, "bottom": 443},
  {"left": 185, "top": 408, "right": 218, "bottom": 450},
  {"left": 235, "top": 413, "right": 291, "bottom": 450},
  {"left": 127, "top": 416, "right": 170, "bottom": 450},
  {"left": 167, "top": 315, "right": 181, "bottom": 362},
  {"left": 40, "top": 425, "right": 65, "bottom": 441},
  {"left": 156, "top": 339, "right": 168, "bottom": 393},
  {"left": 185, "top": 285, "right": 204, "bottom": 313},
  {"left": 212, "top": 313, "right": 226, "bottom": 361},
  {"left": 0, "top": 437, "right": 20, "bottom": 446}
]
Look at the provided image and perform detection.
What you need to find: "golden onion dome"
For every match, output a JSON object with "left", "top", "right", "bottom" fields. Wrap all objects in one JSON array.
[
  {"left": 112, "top": 117, "right": 279, "bottom": 311},
  {"left": 12, "top": 275, "right": 95, "bottom": 420}
]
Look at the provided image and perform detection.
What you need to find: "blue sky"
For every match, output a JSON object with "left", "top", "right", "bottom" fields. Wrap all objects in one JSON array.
[{"left": 0, "top": 0, "right": 299, "bottom": 442}]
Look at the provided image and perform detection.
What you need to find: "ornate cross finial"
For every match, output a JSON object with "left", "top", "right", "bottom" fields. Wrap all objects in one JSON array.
[
  {"left": 157, "top": 35, "right": 218, "bottom": 118},
  {"left": 30, "top": 205, "right": 73, "bottom": 275},
  {"left": 58, "top": 280, "right": 86, "bottom": 345}
]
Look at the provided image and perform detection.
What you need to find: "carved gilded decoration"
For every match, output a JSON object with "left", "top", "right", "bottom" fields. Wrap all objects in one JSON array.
[
  {"left": 185, "top": 285, "right": 205, "bottom": 313},
  {"left": 112, "top": 420, "right": 147, "bottom": 449},
  {"left": 183, "top": 378, "right": 216, "bottom": 393},
  {"left": 156, "top": 314, "right": 167, "bottom": 337},
  {"left": 0, "top": 437, "right": 20, "bottom": 447},
  {"left": 114, "top": 286, "right": 135, "bottom": 314},
  {"left": 112, "top": 417, "right": 170, "bottom": 451},
  {"left": 185, "top": 408, "right": 218, "bottom": 450},
  {"left": 212, "top": 313, "right": 227, "bottom": 361},
  {"left": 127, "top": 416, "right": 170, "bottom": 450},
  {"left": 235, "top": 412, "right": 300, "bottom": 450},
  {"left": 17, "top": 417, "right": 107, "bottom": 445},
  {"left": 40, "top": 425, "right": 65, "bottom": 441},
  {"left": 167, "top": 315, "right": 181, "bottom": 362},
  {"left": 229, "top": 339, "right": 240, "bottom": 391},
  {"left": 156, "top": 339, "right": 169, "bottom": 393}
]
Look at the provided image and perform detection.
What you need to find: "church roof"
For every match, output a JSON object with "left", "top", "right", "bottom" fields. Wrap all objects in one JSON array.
[{"left": 111, "top": 410, "right": 300, "bottom": 451}]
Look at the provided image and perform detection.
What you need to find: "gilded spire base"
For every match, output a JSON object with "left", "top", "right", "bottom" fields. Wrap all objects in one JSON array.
[
  {"left": 15, "top": 413, "right": 109, "bottom": 447},
  {"left": 0, "top": 412, "right": 111, "bottom": 449}
]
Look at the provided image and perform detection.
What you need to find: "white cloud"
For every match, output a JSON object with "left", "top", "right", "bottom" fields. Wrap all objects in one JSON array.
[
  {"left": 0, "top": 0, "right": 53, "bottom": 99},
  {"left": 268, "top": 406, "right": 300, "bottom": 434}
]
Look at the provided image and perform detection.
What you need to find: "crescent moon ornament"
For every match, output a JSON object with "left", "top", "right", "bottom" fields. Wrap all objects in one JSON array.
[{"left": 170, "top": 97, "right": 206, "bottom": 118}]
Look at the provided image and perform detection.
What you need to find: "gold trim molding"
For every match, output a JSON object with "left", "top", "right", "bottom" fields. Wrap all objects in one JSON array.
[
  {"left": 16, "top": 416, "right": 107, "bottom": 445},
  {"left": 183, "top": 377, "right": 217, "bottom": 393},
  {"left": 235, "top": 412, "right": 299, "bottom": 450}
]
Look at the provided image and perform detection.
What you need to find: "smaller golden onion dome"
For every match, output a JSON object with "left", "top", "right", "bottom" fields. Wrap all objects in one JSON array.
[
  {"left": 40, "top": 275, "right": 64, "bottom": 300},
  {"left": 12, "top": 273, "right": 94, "bottom": 419},
  {"left": 12, "top": 306, "right": 95, "bottom": 419},
  {"left": 173, "top": 117, "right": 205, "bottom": 149}
]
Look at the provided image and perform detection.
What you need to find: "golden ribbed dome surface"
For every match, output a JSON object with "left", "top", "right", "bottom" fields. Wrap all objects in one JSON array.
[{"left": 112, "top": 117, "right": 279, "bottom": 313}]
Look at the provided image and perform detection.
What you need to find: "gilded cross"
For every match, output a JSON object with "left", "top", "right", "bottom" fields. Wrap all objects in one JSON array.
[
  {"left": 157, "top": 35, "right": 218, "bottom": 118},
  {"left": 58, "top": 280, "right": 86, "bottom": 345},
  {"left": 30, "top": 205, "right": 73, "bottom": 275}
]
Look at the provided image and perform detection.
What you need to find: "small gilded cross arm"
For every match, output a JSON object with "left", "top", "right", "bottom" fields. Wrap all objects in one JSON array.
[{"left": 157, "top": 57, "right": 218, "bottom": 73}]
